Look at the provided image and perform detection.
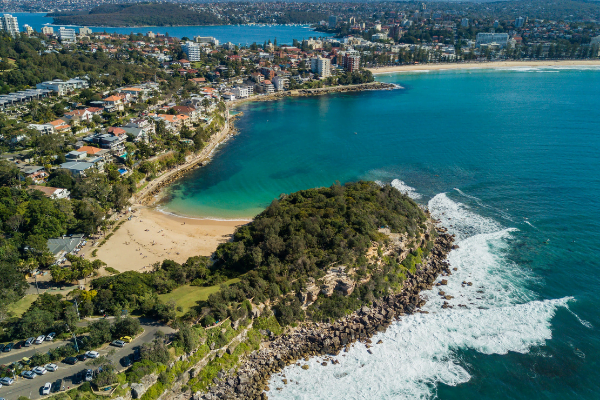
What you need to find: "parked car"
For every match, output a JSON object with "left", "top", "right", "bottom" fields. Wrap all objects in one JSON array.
[
  {"left": 76, "top": 354, "right": 88, "bottom": 362},
  {"left": 32, "top": 366, "right": 47, "bottom": 375},
  {"left": 85, "top": 351, "right": 99, "bottom": 358},
  {"left": 14, "top": 341, "right": 25, "bottom": 349},
  {"left": 45, "top": 363, "right": 58, "bottom": 372},
  {"left": 25, "top": 337, "right": 35, "bottom": 347},
  {"left": 51, "top": 379, "right": 63, "bottom": 393},
  {"left": 64, "top": 357, "right": 78, "bottom": 365},
  {"left": 84, "top": 369, "right": 93, "bottom": 382},
  {"left": 0, "top": 344, "right": 4, "bottom": 352},
  {"left": 2, "top": 343, "right": 14, "bottom": 352},
  {"left": 72, "top": 371, "right": 84, "bottom": 385},
  {"left": 133, "top": 349, "right": 141, "bottom": 362},
  {"left": 34, "top": 335, "right": 45, "bottom": 344},
  {"left": 111, "top": 340, "right": 125, "bottom": 348},
  {"left": 22, "top": 370, "right": 36, "bottom": 379},
  {"left": 42, "top": 382, "right": 52, "bottom": 395},
  {"left": 0, "top": 378, "right": 14, "bottom": 386},
  {"left": 120, "top": 336, "right": 133, "bottom": 343},
  {"left": 120, "top": 355, "right": 132, "bottom": 367},
  {"left": 45, "top": 332, "right": 56, "bottom": 341},
  {"left": 21, "top": 357, "right": 31, "bottom": 365}
]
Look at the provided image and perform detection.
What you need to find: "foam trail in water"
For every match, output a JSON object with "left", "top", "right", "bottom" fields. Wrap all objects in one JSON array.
[
  {"left": 390, "top": 179, "right": 422, "bottom": 199},
  {"left": 565, "top": 305, "right": 593, "bottom": 329},
  {"left": 453, "top": 187, "right": 514, "bottom": 222},
  {"left": 266, "top": 191, "right": 570, "bottom": 400}
]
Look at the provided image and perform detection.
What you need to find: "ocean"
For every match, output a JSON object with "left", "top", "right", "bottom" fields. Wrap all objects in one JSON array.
[
  {"left": 11, "top": 12, "right": 330, "bottom": 44},
  {"left": 163, "top": 67, "right": 600, "bottom": 399}
]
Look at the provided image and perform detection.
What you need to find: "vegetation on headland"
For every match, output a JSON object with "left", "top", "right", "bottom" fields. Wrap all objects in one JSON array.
[
  {"left": 48, "top": 3, "right": 327, "bottom": 27},
  {"left": 49, "top": 4, "right": 222, "bottom": 27}
]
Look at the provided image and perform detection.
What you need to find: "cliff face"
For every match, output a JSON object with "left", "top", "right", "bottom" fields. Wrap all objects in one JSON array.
[{"left": 199, "top": 229, "right": 455, "bottom": 400}]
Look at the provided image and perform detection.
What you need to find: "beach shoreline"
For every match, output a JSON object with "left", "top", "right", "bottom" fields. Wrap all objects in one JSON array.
[
  {"left": 93, "top": 206, "right": 246, "bottom": 273},
  {"left": 368, "top": 59, "right": 600, "bottom": 74}
]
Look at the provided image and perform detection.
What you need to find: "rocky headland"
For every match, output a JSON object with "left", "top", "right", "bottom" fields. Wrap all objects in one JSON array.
[{"left": 198, "top": 227, "right": 455, "bottom": 400}]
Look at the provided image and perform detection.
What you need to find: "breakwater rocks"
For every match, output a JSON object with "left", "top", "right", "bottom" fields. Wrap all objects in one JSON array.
[
  {"left": 198, "top": 230, "right": 455, "bottom": 400},
  {"left": 250, "top": 82, "right": 397, "bottom": 103}
]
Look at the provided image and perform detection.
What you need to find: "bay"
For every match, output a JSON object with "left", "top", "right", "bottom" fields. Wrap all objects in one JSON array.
[
  {"left": 11, "top": 12, "right": 329, "bottom": 44},
  {"left": 163, "top": 67, "right": 600, "bottom": 399}
]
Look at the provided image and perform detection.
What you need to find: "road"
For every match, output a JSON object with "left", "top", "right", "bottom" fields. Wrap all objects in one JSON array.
[{"left": 0, "top": 319, "right": 174, "bottom": 400}]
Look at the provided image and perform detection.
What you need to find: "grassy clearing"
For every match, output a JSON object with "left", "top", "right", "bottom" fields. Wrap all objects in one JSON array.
[
  {"left": 158, "top": 279, "right": 240, "bottom": 316},
  {"left": 7, "top": 294, "right": 38, "bottom": 317}
]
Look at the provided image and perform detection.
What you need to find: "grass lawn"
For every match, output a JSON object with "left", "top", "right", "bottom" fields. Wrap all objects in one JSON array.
[
  {"left": 7, "top": 294, "right": 38, "bottom": 317},
  {"left": 158, "top": 279, "right": 240, "bottom": 316}
]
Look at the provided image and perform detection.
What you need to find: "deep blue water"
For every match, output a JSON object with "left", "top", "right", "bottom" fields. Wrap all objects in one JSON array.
[
  {"left": 11, "top": 12, "right": 329, "bottom": 44},
  {"left": 163, "top": 67, "right": 600, "bottom": 399}
]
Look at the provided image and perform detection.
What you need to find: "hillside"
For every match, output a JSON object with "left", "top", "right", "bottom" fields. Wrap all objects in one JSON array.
[
  {"left": 198, "top": 181, "right": 435, "bottom": 326},
  {"left": 49, "top": 3, "right": 222, "bottom": 27}
]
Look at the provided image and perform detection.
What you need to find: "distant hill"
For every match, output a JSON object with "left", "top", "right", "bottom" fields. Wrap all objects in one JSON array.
[{"left": 48, "top": 3, "right": 222, "bottom": 27}]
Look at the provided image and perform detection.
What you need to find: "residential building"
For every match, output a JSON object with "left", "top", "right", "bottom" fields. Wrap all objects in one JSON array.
[
  {"left": 23, "top": 24, "right": 33, "bottom": 35},
  {"left": 42, "top": 26, "right": 53, "bottom": 36},
  {"left": 372, "top": 33, "right": 388, "bottom": 41},
  {"left": 36, "top": 78, "right": 89, "bottom": 96},
  {"left": 77, "top": 146, "right": 112, "bottom": 161},
  {"left": 58, "top": 27, "right": 76, "bottom": 43},
  {"left": 29, "top": 185, "right": 70, "bottom": 200},
  {"left": 222, "top": 92, "right": 235, "bottom": 101},
  {"left": 48, "top": 119, "right": 71, "bottom": 134},
  {"left": 258, "top": 80, "right": 275, "bottom": 94},
  {"left": 183, "top": 41, "right": 201, "bottom": 62},
  {"left": 28, "top": 123, "right": 54, "bottom": 135},
  {"left": 329, "top": 15, "right": 338, "bottom": 28},
  {"left": 60, "top": 161, "right": 95, "bottom": 176},
  {"left": 272, "top": 76, "right": 289, "bottom": 91},
  {"left": 461, "top": 18, "right": 469, "bottom": 28},
  {"left": 476, "top": 33, "right": 510, "bottom": 48},
  {"left": 63, "top": 109, "right": 94, "bottom": 125},
  {"left": 311, "top": 56, "right": 331, "bottom": 77},
  {"left": 342, "top": 54, "right": 360, "bottom": 72},
  {"left": 515, "top": 16, "right": 525, "bottom": 28},
  {"left": 103, "top": 95, "right": 125, "bottom": 112},
  {"left": 0, "top": 14, "right": 19, "bottom": 36},
  {"left": 232, "top": 86, "right": 249, "bottom": 98},
  {"left": 47, "top": 234, "right": 84, "bottom": 260},
  {"left": 79, "top": 26, "right": 92, "bottom": 36},
  {"left": 194, "top": 36, "right": 219, "bottom": 46}
]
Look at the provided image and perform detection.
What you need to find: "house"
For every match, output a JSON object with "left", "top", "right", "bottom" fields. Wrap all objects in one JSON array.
[
  {"left": 148, "top": 113, "right": 191, "bottom": 133},
  {"left": 77, "top": 146, "right": 112, "bottom": 162},
  {"left": 28, "top": 123, "right": 54, "bottom": 135},
  {"left": 65, "top": 150, "right": 87, "bottom": 160},
  {"left": 47, "top": 233, "right": 84, "bottom": 260},
  {"left": 28, "top": 185, "right": 70, "bottom": 199},
  {"left": 62, "top": 109, "right": 93, "bottom": 126},
  {"left": 179, "top": 59, "right": 192, "bottom": 68},
  {"left": 59, "top": 161, "right": 96, "bottom": 177},
  {"left": 232, "top": 86, "right": 249, "bottom": 99},
  {"left": 103, "top": 95, "right": 125, "bottom": 112},
  {"left": 48, "top": 119, "right": 71, "bottom": 134},
  {"left": 170, "top": 106, "right": 201, "bottom": 122}
]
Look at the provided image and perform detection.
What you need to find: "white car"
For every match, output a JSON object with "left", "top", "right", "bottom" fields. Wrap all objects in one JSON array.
[
  {"left": 0, "top": 377, "right": 14, "bottom": 386},
  {"left": 34, "top": 335, "right": 45, "bottom": 344},
  {"left": 42, "top": 382, "right": 52, "bottom": 395},
  {"left": 45, "top": 363, "right": 58, "bottom": 372},
  {"left": 85, "top": 350, "right": 99, "bottom": 358},
  {"left": 32, "top": 366, "right": 47, "bottom": 375}
]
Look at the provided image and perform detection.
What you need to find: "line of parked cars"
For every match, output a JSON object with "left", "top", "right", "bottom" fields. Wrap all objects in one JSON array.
[{"left": 0, "top": 332, "right": 56, "bottom": 355}]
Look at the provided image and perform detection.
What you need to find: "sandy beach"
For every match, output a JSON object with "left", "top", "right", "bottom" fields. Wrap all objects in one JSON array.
[
  {"left": 93, "top": 207, "right": 246, "bottom": 273},
  {"left": 368, "top": 60, "right": 600, "bottom": 74}
]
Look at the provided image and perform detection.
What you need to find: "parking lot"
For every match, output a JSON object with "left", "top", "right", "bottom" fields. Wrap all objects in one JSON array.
[{"left": 0, "top": 320, "right": 173, "bottom": 400}]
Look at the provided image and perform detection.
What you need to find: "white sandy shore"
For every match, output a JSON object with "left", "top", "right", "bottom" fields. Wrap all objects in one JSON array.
[
  {"left": 368, "top": 60, "right": 600, "bottom": 74},
  {"left": 93, "top": 207, "right": 246, "bottom": 273}
]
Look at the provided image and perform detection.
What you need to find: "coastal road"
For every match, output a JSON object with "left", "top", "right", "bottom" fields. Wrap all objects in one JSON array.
[{"left": 0, "top": 320, "right": 174, "bottom": 400}]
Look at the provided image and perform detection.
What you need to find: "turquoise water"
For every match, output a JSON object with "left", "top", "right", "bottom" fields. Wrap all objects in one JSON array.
[
  {"left": 12, "top": 12, "right": 329, "bottom": 44},
  {"left": 164, "top": 67, "right": 600, "bottom": 399}
]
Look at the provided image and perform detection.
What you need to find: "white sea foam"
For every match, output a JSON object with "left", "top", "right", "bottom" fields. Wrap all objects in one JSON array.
[
  {"left": 391, "top": 179, "right": 422, "bottom": 199},
  {"left": 266, "top": 190, "right": 571, "bottom": 400}
]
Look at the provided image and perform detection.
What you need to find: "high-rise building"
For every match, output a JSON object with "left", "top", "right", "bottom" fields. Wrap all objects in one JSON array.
[
  {"left": 493, "top": 20, "right": 499, "bottom": 28},
  {"left": 343, "top": 54, "right": 360, "bottom": 72},
  {"left": 58, "top": 27, "right": 76, "bottom": 43},
  {"left": 310, "top": 56, "right": 331, "bottom": 77},
  {"left": 461, "top": 18, "right": 469, "bottom": 28},
  {"left": 79, "top": 27, "right": 92, "bottom": 36},
  {"left": 515, "top": 16, "right": 525, "bottom": 28},
  {"left": 182, "top": 41, "right": 201, "bottom": 62},
  {"left": 194, "top": 36, "right": 219, "bottom": 46},
  {"left": 42, "top": 26, "right": 54, "bottom": 36},
  {"left": 390, "top": 25, "right": 403, "bottom": 42},
  {"left": 329, "top": 15, "right": 338, "bottom": 28},
  {"left": 0, "top": 14, "right": 19, "bottom": 36},
  {"left": 420, "top": 3, "right": 427, "bottom": 11}
]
